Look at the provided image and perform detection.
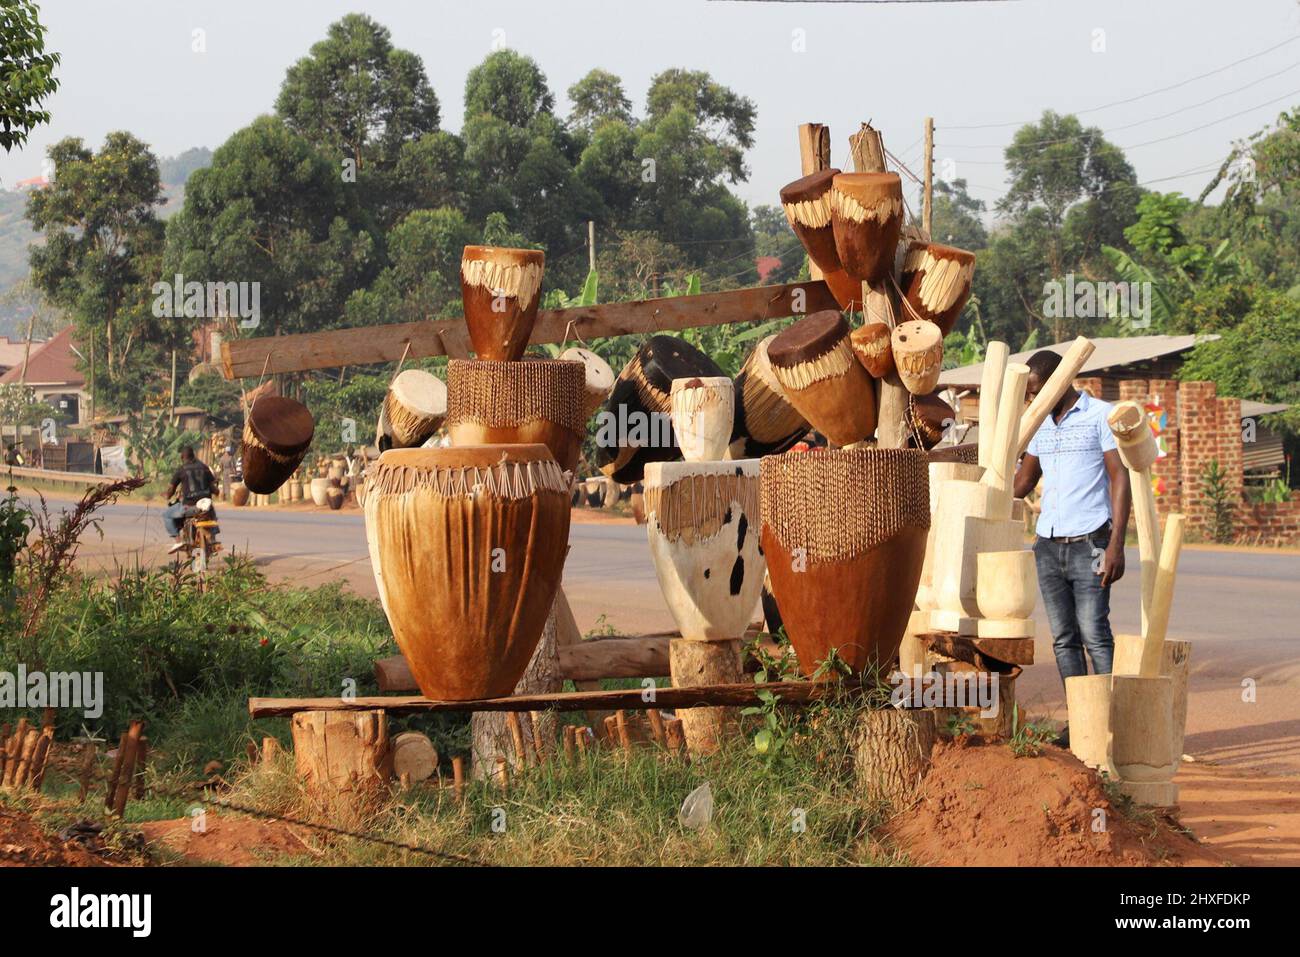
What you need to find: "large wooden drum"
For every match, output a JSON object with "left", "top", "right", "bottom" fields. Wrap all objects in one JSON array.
[
  {"left": 729, "top": 334, "right": 808, "bottom": 458},
  {"left": 767, "top": 310, "right": 877, "bottom": 447},
  {"left": 780, "top": 169, "right": 842, "bottom": 275},
  {"left": 445, "top": 359, "right": 587, "bottom": 473},
  {"left": 381, "top": 369, "right": 447, "bottom": 450},
  {"left": 363, "top": 444, "right": 570, "bottom": 700},
  {"left": 460, "top": 245, "right": 545, "bottom": 361},
  {"left": 900, "top": 241, "right": 976, "bottom": 336},
  {"left": 559, "top": 346, "right": 616, "bottom": 421},
  {"left": 596, "top": 335, "right": 725, "bottom": 483},
  {"left": 644, "top": 460, "right": 764, "bottom": 642},
  {"left": 760, "top": 448, "right": 930, "bottom": 676},
  {"left": 242, "top": 396, "right": 315, "bottom": 494},
  {"left": 829, "top": 172, "right": 903, "bottom": 284}
]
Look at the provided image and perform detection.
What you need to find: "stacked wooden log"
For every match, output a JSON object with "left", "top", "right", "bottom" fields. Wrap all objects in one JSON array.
[{"left": 0, "top": 717, "right": 57, "bottom": 793}]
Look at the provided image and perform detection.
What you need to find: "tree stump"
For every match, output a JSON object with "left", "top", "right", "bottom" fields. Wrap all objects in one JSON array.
[
  {"left": 853, "top": 708, "right": 937, "bottom": 808},
  {"left": 471, "top": 597, "right": 561, "bottom": 778},
  {"left": 669, "top": 638, "right": 743, "bottom": 757},
  {"left": 291, "top": 710, "right": 392, "bottom": 822},
  {"left": 392, "top": 732, "right": 438, "bottom": 783}
]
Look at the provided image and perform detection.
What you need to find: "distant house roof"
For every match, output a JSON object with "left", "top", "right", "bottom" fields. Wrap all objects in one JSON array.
[
  {"left": 0, "top": 327, "right": 85, "bottom": 387},
  {"left": 939, "top": 335, "right": 1218, "bottom": 388},
  {"left": 13, "top": 175, "right": 49, "bottom": 191},
  {"left": 0, "top": 336, "right": 36, "bottom": 371},
  {"left": 1240, "top": 400, "right": 1290, "bottom": 418},
  {"left": 755, "top": 256, "right": 782, "bottom": 283}
]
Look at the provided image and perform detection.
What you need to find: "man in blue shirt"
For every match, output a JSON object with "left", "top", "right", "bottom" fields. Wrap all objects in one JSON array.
[{"left": 1013, "top": 351, "right": 1131, "bottom": 743}]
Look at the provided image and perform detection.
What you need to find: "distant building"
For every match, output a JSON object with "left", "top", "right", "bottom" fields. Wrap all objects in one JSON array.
[
  {"left": 0, "top": 326, "right": 88, "bottom": 425},
  {"left": 0, "top": 336, "right": 38, "bottom": 377},
  {"left": 11, "top": 175, "right": 50, "bottom": 192}
]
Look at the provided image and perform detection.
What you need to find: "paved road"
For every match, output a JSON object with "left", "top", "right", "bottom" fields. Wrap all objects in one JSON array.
[{"left": 36, "top": 494, "right": 1300, "bottom": 774}]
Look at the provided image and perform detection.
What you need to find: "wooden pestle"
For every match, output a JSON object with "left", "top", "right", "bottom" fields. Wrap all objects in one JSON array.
[
  {"left": 1017, "top": 337, "right": 1095, "bottom": 456},
  {"left": 977, "top": 341, "right": 1010, "bottom": 470},
  {"left": 1108, "top": 401, "right": 1161, "bottom": 634},
  {"left": 1141, "top": 513, "right": 1185, "bottom": 678},
  {"left": 980, "top": 363, "right": 1030, "bottom": 513}
]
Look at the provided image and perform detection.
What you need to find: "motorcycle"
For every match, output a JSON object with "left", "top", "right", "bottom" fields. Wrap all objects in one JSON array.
[{"left": 171, "top": 497, "right": 222, "bottom": 581}]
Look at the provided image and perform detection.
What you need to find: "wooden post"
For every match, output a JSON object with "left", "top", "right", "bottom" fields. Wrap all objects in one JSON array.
[
  {"left": 30, "top": 729, "right": 54, "bottom": 792},
  {"left": 12, "top": 729, "right": 39, "bottom": 789},
  {"left": 615, "top": 711, "right": 632, "bottom": 753},
  {"left": 3, "top": 718, "right": 29, "bottom": 787},
  {"left": 798, "top": 123, "right": 832, "bottom": 280},
  {"left": 111, "top": 720, "right": 145, "bottom": 817},
  {"left": 132, "top": 736, "right": 148, "bottom": 798},
  {"left": 587, "top": 220, "right": 596, "bottom": 273},
  {"left": 646, "top": 708, "right": 666, "bottom": 745},
  {"left": 668, "top": 639, "right": 743, "bottom": 756},
  {"left": 922, "top": 117, "right": 935, "bottom": 237},
  {"left": 664, "top": 718, "right": 686, "bottom": 757},
  {"left": 451, "top": 755, "right": 466, "bottom": 802},
  {"left": 529, "top": 711, "right": 547, "bottom": 765},
  {"left": 291, "top": 710, "right": 392, "bottom": 822},
  {"left": 562, "top": 726, "right": 576, "bottom": 764},
  {"left": 575, "top": 727, "right": 590, "bottom": 760},
  {"left": 78, "top": 742, "right": 98, "bottom": 801},
  {"left": 506, "top": 712, "right": 529, "bottom": 767},
  {"left": 103, "top": 731, "right": 128, "bottom": 807},
  {"left": 262, "top": 736, "right": 280, "bottom": 764}
]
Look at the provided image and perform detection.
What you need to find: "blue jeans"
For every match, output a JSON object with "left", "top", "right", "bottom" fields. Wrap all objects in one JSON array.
[
  {"left": 163, "top": 502, "right": 188, "bottom": 537},
  {"left": 1033, "top": 525, "right": 1114, "bottom": 682}
]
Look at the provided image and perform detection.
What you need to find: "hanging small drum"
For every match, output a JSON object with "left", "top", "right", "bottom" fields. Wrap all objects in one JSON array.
[
  {"left": 767, "top": 310, "right": 877, "bottom": 447},
  {"left": 445, "top": 359, "right": 586, "bottom": 473},
  {"left": 892, "top": 320, "right": 944, "bottom": 395},
  {"left": 460, "top": 245, "right": 545, "bottom": 361},
  {"left": 849, "top": 320, "right": 895, "bottom": 379},
  {"left": 908, "top": 391, "right": 956, "bottom": 450},
  {"left": 596, "top": 335, "right": 725, "bottom": 484},
  {"left": 670, "top": 376, "right": 734, "bottom": 463},
  {"left": 821, "top": 267, "right": 865, "bottom": 313},
  {"left": 644, "top": 459, "right": 764, "bottom": 642},
  {"left": 241, "top": 396, "right": 315, "bottom": 495},
  {"left": 729, "top": 334, "right": 808, "bottom": 459},
  {"left": 779, "top": 168, "right": 842, "bottom": 275},
  {"left": 761, "top": 448, "right": 930, "bottom": 676},
  {"left": 829, "top": 172, "right": 904, "bottom": 284},
  {"left": 363, "top": 444, "right": 570, "bottom": 700},
  {"left": 900, "top": 241, "right": 976, "bottom": 336},
  {"left": 559, "top": 346, "right": 616, "bottom": 421},
  {"left": 381, "top": 369, "right": 448, "bottom": 450}
]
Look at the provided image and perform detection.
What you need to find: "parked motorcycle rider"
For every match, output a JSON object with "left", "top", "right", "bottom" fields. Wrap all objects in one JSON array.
[{"left": 163, "top": 445, "right": 216, "bottom": 553}]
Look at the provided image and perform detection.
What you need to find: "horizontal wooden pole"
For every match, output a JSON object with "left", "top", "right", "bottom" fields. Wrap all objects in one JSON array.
[
  {"left": 249, "top": 678, "right": 855, "bottom": 718},
  {"left": 220, "top": 280, "right": 838, "bottom": 379}
]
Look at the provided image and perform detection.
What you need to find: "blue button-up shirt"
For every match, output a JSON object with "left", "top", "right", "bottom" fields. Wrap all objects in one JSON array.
[{"left": 1026, "top": 391, "right": 1117, "bottom": 538}]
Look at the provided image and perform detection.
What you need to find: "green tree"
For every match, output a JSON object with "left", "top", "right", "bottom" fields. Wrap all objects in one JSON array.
[
  {"left": 464, "top": 49, "right": 554, "bottom": 129},
  {"left": 0, "top": 0, "right": 60, "bottom": 153},
  {"left": 567, "top": 69, "right": 633, "bottom": 135},
  {"left": 930, "top": 179, "right": 988, "bottom": 250}
]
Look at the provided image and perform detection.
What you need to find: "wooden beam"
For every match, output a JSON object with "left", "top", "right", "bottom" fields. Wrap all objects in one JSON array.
[
  {"left": 221, "top": 280, "right": 838, "bottom": 379},
  {"left": 249, "top": 679, "right": 857, "bottom": 718}
]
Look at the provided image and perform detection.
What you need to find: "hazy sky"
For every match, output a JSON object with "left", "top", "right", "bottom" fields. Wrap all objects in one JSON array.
[{"left": 6, "top": 0, "right": 1300, "bottom": 215}]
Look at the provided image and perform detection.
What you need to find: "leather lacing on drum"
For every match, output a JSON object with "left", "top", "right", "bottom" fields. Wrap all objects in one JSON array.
[
  {"left": 645, "top": 471, "right": 760, "bottom": 544},
  {"left": 459, "top": 256, "right": 543, "bottom": 307},
  {"left": 242, "top": 421, "right": 304, "bottom": 463},
  {"left": 782, "top": 194, "right": 832, "bottom": 229},
  {"left": 829, "top": 186, "right": 903, "bottom": 225},
  {"left": 771, "top": 335, "right": 856, "bottom": 392},
  {"left": 445, "top": 359, "right": 587, "bottom": 433},
  {"left": 367, "top": 457, "right": 569, "bottom": 499},
  {"left": 901, "top": 244, "right": 976, "bottom": 314},
  {"left": 760, "top": 448, "right": 930, "bottom": 563},
  {"left": 383, "top": 374, "right": 447, "bottom": 447}
]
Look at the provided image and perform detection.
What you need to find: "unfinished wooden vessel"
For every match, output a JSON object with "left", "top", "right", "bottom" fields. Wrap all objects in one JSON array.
[
  {"left": 900, "top": 242, "right": 976, "bottom": 336},
  {"left": 559, "top": 346, "right": 616, "bottom": 421},
  {"left": 891, "top": 320, "right": 943, "bottom": 396},
  {"left": 242, "top": 395, "right": 315, "bottom": 494},
  {"left": 596, "top": 335, "right": 725, "bottom": 483},
  {"left": 445, "top": 359, "right": 587, "bottom": 473},
  {"left": 670, "top": 377, "right": 734, "bottom": 463},
  {"left": 849, "top": 320, "right": 894, "bottom": 379},
  {"left": 381, "top": 369, "right": 447, "bottom": 450},
  {"left": 779, "top": 168, "right": 843, "bottom": 275},
  {"left": 460, "top": 245, "right": 545, "bottom": 361},
  {"left": 729, "top": 334, "right": 808, "bottom": 458},
  {"left": 829, "top": 172, "right": 903, "bottom": 283},
  {"left": 767, "top": 310, "right": 877, "bottom": 447},
  {"left": 975, "top": 550, "right": 1036, "bottom": 638},
  {"left": 644, "top": 459, "right": 764, "bottom": 641},
  {"left": 363, "top": 444, "right": 570, "bottom": 700},
  {"left": 761, "top": 448, "right": 930, "bottom": 676}
]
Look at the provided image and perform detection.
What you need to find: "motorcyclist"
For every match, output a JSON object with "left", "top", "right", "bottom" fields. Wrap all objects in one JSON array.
[{"left": 164, "top": 445, "right": 216, "bottom": 552}]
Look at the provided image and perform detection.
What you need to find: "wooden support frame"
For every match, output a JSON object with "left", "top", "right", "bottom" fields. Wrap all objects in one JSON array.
[{"left": 220, "top": 280, "right": 838, "bottom": 379}]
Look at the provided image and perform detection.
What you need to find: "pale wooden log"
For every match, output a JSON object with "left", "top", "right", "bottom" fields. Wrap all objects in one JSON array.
[
  {"left": 506, "top": 712, "right": 529, "bottom": 766},
  {"left": 981, "top": 363, "right": 1030, "bottom": 510},
  {"left": 1141, "top": 513, "right": 1185, "bottom": 678},
  {"left": 290, "top": 710, "right": 392, "bottom": 821},
  {"left": 574, "top": 727, "right": 590, "bottom": 760},
  {"left": 1108, "top": 401, "right": 1161, "bottom": 635},
  {"left": 2, "top": 718, "right": 29, "bottom": 787},
  {"left": 668, "top": 638, "right": 744, "bottom": 756},
  {"left": 222, "top": 282, "right": 838, "bottom": 378},
  {"left": 392, "top": 731, "right": 439, "bottom": 783},
  {"left": 853, "top": 708, "right": 937, "bottom": 807},
  {"left": 1017, "top": 336, "right": 1096, "bottom": 455},
  {"left": 615, "top": 711, "right": 632, "bottom": 753},
  {"left": 12, "top": 729, "right": 39, "bottom": 790},
  {"left": 977, "top": 341, "right": 1009, "bottom": 470},
  {"left": 848, "top": 122, "right": 886, "bottom": 174},
  {"left": 798, "top": 122, "right": 832, "bottom": 281},
  {"left": 1065, "top": 673, "right": 1115, "bottom": 774},
  {"left": 558, "top": 635, "right": 672, "bottom": 682}
]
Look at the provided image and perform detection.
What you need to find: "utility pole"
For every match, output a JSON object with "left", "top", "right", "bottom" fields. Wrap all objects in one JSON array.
[
  {"left": 587, "top": 220, "right": 596, "bottom": 273},
  {"left": 170, "top": 348, "right": 177, "bottom": 424},
  {"left": 923, "top": 116, "right": 935, "bottom": 238}
]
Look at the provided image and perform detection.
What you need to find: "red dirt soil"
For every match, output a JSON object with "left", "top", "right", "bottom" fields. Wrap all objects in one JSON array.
[
  {"left": 140, "top": 813, "right": 314, "bottom": 865},
  {"left": 0, "top": 807, "right": 114, "bottom": 867},
  {"left": 887, "top": 741, "right": 1230, "bottom": 866}
]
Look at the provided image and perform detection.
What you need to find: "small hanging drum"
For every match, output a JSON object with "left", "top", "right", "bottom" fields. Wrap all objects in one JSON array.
[
  {"left": 908, "top": 391, "right": 956, "bottom": 450},
  {"left": 900, "top": 241, "right": 976, "bottom": 336},
  {"left": 596, "top": 335, "right": 725, "bottom": 484},
  {"left": 559, "top": 346, "right": 616, "bottom": 421},
  {"left": 892, "top": 320, "right": 944, "bottom": 395},
  {"left": 670, "top": 377, "right": 734, "bottom": 463},
  {"left": 849, "top": 320, "right": 895, "bottom": 379},
  {"left": 445, "top": 359, "right": 587, "bottom": 473},
  {"left": 460, "top": 245, "right": 545, "bottom": 361},
  {"left": 829, "top": 172, "right": 904, "bottom": 284},
  {"left": 760, "top": 447, "right": 930, "bottom": 676},
  {"left": 381, "top": 369, "right": 447, "bottom": 450},
  {"left": 729, "top": 334, "right": 808, "bottom": 459},
  {"left": 780, "top": 168, "right": 842, "bottom": 275},
  {"left": 242, "top": 396, "right": 315, "bottom": 495},
  {"left": 644, "top": 459, "right": 764, "bottom": 642},
  {"left": 363, "top": 444, "right": 570, "bottom": 700},
  {"left": 767, "top": 310, "right": 877, "bottom": 447}
]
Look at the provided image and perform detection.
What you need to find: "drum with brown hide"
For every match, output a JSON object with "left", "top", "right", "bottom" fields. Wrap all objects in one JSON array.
[
  {"left": 829, "top": 172, "right": 904, "bottom": 284},
  {"left": 729, "top": 334, "right": 809, "bottom": 458},
  {"left": 460, "top": 245, "right": 545, "bottom": 361},
  {"left": 900, "top": 242, "right": 976, "bottom": 336},
  {"left": 242, "top": 396, "right": 315, "bottom": 495},
  {"left": 767, "top": 310, "right": 877, "bottom": 447},
  {"left": 780, "top": 168, "right": 842, "bottom": 275}
]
